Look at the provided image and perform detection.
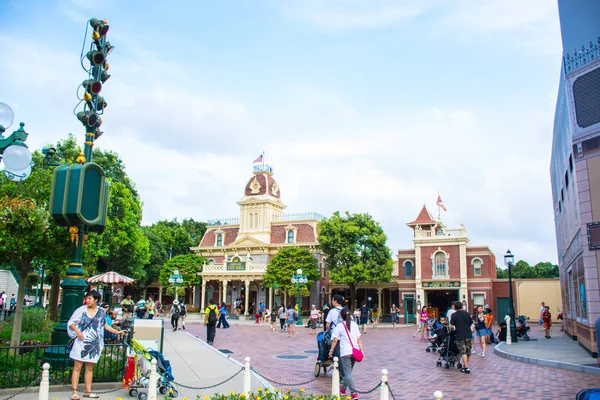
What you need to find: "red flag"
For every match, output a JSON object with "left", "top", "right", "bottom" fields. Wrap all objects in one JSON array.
[
  {"left": 253, "top": 154, "right": 263, "bottom": 163},
  {"left": 437, "top": 194, "right": 447, "bottom": 211}
]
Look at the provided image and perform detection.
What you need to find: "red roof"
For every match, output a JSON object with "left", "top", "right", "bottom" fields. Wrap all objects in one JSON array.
[{"left": 408, "top": 205, "right": 436, "bottom": 226}]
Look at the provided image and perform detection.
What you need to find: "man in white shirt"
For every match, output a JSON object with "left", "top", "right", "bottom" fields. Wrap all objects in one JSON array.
[{"left": 325, "top": 294, "right": 345, "bottom": 374}]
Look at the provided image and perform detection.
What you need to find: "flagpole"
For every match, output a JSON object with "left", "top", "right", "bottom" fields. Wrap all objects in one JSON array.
[
  {"left": 262, "top": 150, "right": 265, "bottom": 169},
  {"left": 437, "top": 192, "right": 441, "bottom": 220}
]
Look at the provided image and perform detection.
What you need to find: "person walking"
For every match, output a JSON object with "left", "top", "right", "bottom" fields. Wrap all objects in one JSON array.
[
  {"left": 170, "top": 300, "right": 181, "bottom": 332},
  {"left": 371, "top": 304, "right": 380, "bottom": 328},
  {"left": 475, "top": 306, "right": 487, "bottom": 357},
  {"left": 178, "top": 302, "right": 187, "bottom": 330},
  {"left": 68, "top": 290, "right": 123, "bottom": 399},
  {"left": 542, "top": 306, "right": 552, "bottom": 339},
  {"left": 9, "top": 294, "right": 16, "bottom": 316},
  {"left": 145, "top": 296, "right": 155, "bottom": 319},
  {"left": 270, "top": 305, "right": 278, "bottom": 331},
  {"left": 286, "top": 304, "right": 297, "bottom": 337},
  {"left": 390, "top": 304, "right": 399, "bottom": 329},
  {"left": 120, "top": 294, "right": 134, "bottom": 319},
  {"left": 413, "top": 306, "right": 429, "bottom": 340},
  {"left": 485, "top": 307, "right": 494, "bottom": 344},
  {"left": 278, "top": 304, "right": 286, "bottom": 331},
  {"left": 309, "top": 304, "right": 321, "bottom": 335},
  {"left": 329, "top": 307, "right": 363, "bottom": 400},
  {"left": 358, "top": 301, "right": 369, "bottom": 334},
  {"left": 204, "top": 299, "right": 219, "bottom": 345},
  {"left": 217, "top": 301, "right": 230, "bottom": 329},
  {"left": 450, "top": 301, "right": 474, "bottom": 374}
]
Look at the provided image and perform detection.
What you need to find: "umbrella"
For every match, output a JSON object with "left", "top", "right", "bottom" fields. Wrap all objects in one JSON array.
[{"left": 87, "top": 271, "right": 135, "bottom": 284}]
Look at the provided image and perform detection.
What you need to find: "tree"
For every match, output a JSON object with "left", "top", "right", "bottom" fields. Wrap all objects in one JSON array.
[
  {"left": 140, "top": 227, "right": 169, "bottom": 289},
  {"left": 496, "top": 260, "right": 559, "bottom": 279},
  {"left": 150, "top": 220, "right": 194, "bottom": 258},
  {"left": 0, "top": 196, "right": 48, "bottom": 346},
  {"left": 318, "top": 212, "right": 393, "bottom": 309},
  {"left": 181, "top": 218, "right": 207, "bottom": 247},
  {"left": 263, "top": 247, "right": 319, "bottom": 298},
  {"left": 158, "top": 254, "right": 205, "bottom": 303}
]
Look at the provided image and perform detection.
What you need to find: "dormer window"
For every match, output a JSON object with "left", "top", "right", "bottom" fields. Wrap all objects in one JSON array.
[
  {"left": 287, "top": 230, "right": 295, "bottom": 244},
  {"left": 216, "top": 233, "right": 223, "bottom": 247}
]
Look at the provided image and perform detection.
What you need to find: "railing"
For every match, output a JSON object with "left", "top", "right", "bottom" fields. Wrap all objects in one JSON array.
[
  {"left": 0, "top": 343, "right": 126, "bottom": 389},
  {"left": 414, "top": 228, "right": 467, "bottom": 239},
  {"left": 206, "top": 217, "right": 240, "bottom": 226},
  {"left": 202, "top": 264, "right": 268, "bottom": 273},
  {"left": 274, "top": 212, "right": 325, "bottom": 222},
  {"left": 564, "top": 37, "right": 600, "bottom": 74}
]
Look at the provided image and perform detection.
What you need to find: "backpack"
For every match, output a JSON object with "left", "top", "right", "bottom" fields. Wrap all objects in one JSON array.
[
  {"left": 179, "top": 304, "right": 187, "bottom": 316},
  {"left": 207, "top": 306, "right": 217, "bottom": 324},
  {"left": 172, "top": 305, "right": 180, "bottom": 319},
  {"left": 293, "top": 310, "right": 298, "bottom": 321}
]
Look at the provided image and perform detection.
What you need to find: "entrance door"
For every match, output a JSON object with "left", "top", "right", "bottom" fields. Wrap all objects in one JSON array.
[
  {"left": 426, "top": 290, "right": 459, "bottom": 319},
  {"left": 497, "top": 297, "right": 509, "bottom": 324},
  {"left": 404, "top": 298, "right": 415, "bottom": 323}
]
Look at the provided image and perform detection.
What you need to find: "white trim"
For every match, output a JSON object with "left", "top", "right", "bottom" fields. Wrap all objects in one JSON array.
[
  {"left": 402, "top": 292, "right": 416, "bottom": 299},
  {"left": 472, "top": 257, "right": 483, "bottom": 276}
]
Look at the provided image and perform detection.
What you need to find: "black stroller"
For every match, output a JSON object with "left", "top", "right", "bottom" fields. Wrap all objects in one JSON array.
[
  {"left": 516, "top": 315, "right": 531, "bottom": 341},
  {"left": 436, "top": 328, "right": 462, "bottom": 370},
  {"left": 426, "top": 323, "right": 446, "bottom": 353},
  {"left": 314, "top": 331, "right": 334, "bottom": 377}
]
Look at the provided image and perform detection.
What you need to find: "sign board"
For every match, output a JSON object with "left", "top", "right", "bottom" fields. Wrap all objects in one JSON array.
[
  {"left": 422, "top": 281, "right": 461, "bottom": 288},
  {"left": 226, "top": 256, "right": 246, "bottom": 271}
]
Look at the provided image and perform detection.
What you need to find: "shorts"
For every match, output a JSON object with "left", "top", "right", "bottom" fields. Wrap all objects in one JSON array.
[
  {"left": 543, "top": 322, "right": 551, "bottom": 330},
  {"left": 360, "top": 317, "right": 368, "bottom": 325},
  {"left": 286, "top": 319, "right": 295, "bottom": 326},
  {"left": 420, "top": 321, "right": 427, "bottom": 327},
  {"left": 457, "top": 339, "right": 472, "bottom": 357},
  {"left": 310, "top": 318, "right": 317, "bottom": 329},
  {"left": 476, "top": 328, "right": 487, "bottom": 337},
  {"left": 487, "top": 327, "right": 493, "bottom": 336}
]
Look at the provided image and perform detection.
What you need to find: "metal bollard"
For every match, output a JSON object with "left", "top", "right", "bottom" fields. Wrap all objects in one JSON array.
[
  {"left": 148, "top": 359, "right": 158, "bottom": 400},
  {"left": 433, "top": 390, "right": 443, "bottom": 399},
  {"left": 38, "top": 363, "right": 50, "bottom": 400},
  {"left": 243, "top": 357, "right": 252, "bottom": 398},
  {"left": 505, "top": 316, "right": 512, "bottom": 345},
  {"left": 379, "top": 369, "right": 388, "bottom": 400},
  {"left": 331, "top": 357, "right": 340, "bottom": 396}
]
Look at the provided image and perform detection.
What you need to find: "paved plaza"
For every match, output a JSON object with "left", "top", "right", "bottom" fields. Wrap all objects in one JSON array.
[{"left": 185, "top": 322, "right": 600, "bottom": 400}]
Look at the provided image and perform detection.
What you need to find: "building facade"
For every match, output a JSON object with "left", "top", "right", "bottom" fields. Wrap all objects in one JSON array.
[{"left": 551, "top": 0, "right": 600, "bottom": 354}]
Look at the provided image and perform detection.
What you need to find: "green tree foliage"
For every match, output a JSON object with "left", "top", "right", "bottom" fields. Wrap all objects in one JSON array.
[
  {"left": 318, "top": 212, "right": 393, "bottom": 308},
  {"left": 140, "top": 227, "right": 169, "bottom": 288},
  {"left": 159, "top": 254, "right": 204, "bottom": 303},
  {"left": 181, "top": 218, "right": 207, "bottom": 246},
  {"left": 263, "top": 247, "right": 320, "bottom": 297},
  {"left": 150, "top": 220, "right": 195, "bottom": 258},
  {"left": 496, "top": 260, "right": 559, "bottom": 279},
  {"left": 0, "top": 196, "right": 48, "bottom": 346}
]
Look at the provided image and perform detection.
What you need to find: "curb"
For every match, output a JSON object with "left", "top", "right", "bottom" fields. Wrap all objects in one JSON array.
[{"left": 493, "top": 342, "right": 600, "bottom": 375}]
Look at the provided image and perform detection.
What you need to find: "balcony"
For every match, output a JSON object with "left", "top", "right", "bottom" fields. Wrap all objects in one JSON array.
[
  {"left": 414, "top": 227, "right": 467, "bottom": 239},
  {"left": 201, "top": 263, "right": 268, "bottom": 274}
]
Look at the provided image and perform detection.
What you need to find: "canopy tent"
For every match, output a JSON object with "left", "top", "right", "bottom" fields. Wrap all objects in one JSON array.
[{"left": 87, "top": 271, "right": 135, "bottom": 285}]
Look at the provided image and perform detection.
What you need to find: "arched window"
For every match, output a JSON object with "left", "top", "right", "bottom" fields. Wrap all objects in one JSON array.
[
  {"left": 253, "top": 213, "right": 259, "bottom": 228},
  {"left": 216, "top": 233, "right": 223, "bottom": 247},
  {"left": 434, "top": 252, "right": 447, "bottom": 277},
  {"left": 208, "top": 259, "right": 215, "bottom": 265},
  {"left": 404, "top": 260, "right": 413, "bottom": 277},
  {"left": 473, "top": 258, "right": 482, "bottom": 276},
  {"left": 287, "top": 230, "right": 295, "bottom": 243}
]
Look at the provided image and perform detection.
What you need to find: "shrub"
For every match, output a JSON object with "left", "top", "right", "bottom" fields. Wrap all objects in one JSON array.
[{"left": 162, "top": 388, "right": 350, "bottom": 400}]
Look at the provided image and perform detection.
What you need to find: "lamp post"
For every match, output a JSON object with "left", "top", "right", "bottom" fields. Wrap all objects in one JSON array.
[
  {"left": 504, "top": 249, "right": 518, "bottom": 343},
  {"left": 291, "top": 268, "right": 308, "bottom": 326},
  {"left": 0, "top": 102, "right": 32, "bottom": 182},
  {"left": 168, "top": 270, "right": 184, "bottom": 302}
]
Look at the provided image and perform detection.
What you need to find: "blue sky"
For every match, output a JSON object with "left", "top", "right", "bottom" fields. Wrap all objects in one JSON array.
[{"left": 0, "top": 0, "right": 565, "bottom": 265}]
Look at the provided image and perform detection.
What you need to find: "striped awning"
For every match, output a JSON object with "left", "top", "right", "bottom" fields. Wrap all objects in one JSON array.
[{"left": 87, "top": 271, "right": 135, "bottom": 285}]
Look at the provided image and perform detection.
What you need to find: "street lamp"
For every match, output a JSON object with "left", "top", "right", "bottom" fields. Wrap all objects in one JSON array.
[
  {"left": 168, "top": 269, "right": 184, "bottom": 302},
  {"left": 0, "top": 102, "right": 32, "bottom": 182},
  {"left": 291, "top": 268, "right": 308, "bottom": 326},
  {"left": 504, "top": 249, "right": 518, "bottom": 343}
]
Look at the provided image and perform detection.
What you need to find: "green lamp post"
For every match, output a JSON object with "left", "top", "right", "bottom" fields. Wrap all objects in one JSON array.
[
  {"left": 168, "top": 270, "right": 184, "bottom": 301},
  {"left": 0, "top": 102, "right": 32, "bottom": 182},
  {"left": 291, "top": 268, "right": 308, "bottom": 326}
]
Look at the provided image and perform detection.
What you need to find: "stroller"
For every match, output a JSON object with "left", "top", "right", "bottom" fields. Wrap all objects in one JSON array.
[
  {"left": 314, "top": 331, "right": 334, "bottom": 377},
  {"left": 426, "top": 322, "right": 446, "bottom": 353},
  {"left": 516, "top": 315, "right": 531, "bottom": 341},
  {"left": 123, "top": 338, "right": 178, "bottom": 399},
  {"left": 436, "top": 327, "right": 462, "bottom": 370}
]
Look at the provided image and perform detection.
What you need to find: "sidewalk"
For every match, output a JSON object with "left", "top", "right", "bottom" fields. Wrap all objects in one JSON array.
[
  {"left": 494, "top": 330, "right": 600, "bottom": 375},
  {"left": 0, "top": 328, "right": 268, "bottom": 399}
]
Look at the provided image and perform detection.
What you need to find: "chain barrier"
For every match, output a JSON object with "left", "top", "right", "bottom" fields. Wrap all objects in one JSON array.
[
  {"left": 172, "top": 367, "right": 244, "bottom": 390},
  {"left": 48, "top": 377, "right": 124, "bottom": 395},
  {"left": 386, "top": 382, "right": 396, "bottom": 400},
  {"left": 1, "top": 376, "right": 42, "bottom": 400},
  {"left": 355, "top": 381, "right": 381, "bottom": 395},
  {"left": 250, "top": 367, "right": 320, "bottom": 387}
]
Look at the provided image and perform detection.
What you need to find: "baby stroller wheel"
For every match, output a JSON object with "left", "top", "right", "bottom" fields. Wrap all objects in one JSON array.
[
  {"left": 138, "top": 393, "right": 147, "bottom": 400},
  {"left": 170, "top": 389, "right": 179, "bottom": 398},
  {"left": 426, "top": 347, "right": 431, "bottom": 352},
  {"left": 444, "top": 363, "right": 450, "bottom": 369},
  {"left": 457, "top": 363, "right": 462, "bottom": 369},
  {"left": 159, "top": 386, "right": 169, "bottom": 395},
  {"left": 436, "top": 361, "right": 442, "bottom": 367},
  {"left": 314, "top": 362, "right": 321, "bottom": 377},
  {"left": 129, "top": 389, "right": 139, "bottom": 397},
  {"left": 432, "top": 348, "right": 437, "bottom": 352}
]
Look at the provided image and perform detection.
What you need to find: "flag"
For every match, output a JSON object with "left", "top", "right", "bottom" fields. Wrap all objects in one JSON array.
[
  {"left": 253, "top": 154, "right": 263, "bottom": 163},
  {"left": 437, "top": 194, "right": 447, "bottom": 211}
]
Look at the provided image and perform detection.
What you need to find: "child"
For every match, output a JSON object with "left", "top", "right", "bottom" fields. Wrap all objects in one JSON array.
[
  {"left": 270, "top": 307, "right": 278, "bottom": 331},
  {"left": 542, "top": 306, "right": 552, "bottom": 339}
]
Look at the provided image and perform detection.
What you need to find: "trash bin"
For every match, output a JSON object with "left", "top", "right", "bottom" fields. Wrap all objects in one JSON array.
[{"left": 132, "top": 318, "right": 164, "bottom": 352}]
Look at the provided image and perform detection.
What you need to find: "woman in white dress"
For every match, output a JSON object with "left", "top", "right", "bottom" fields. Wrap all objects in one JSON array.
[{"left": 68, "top": 290, "right": 122, "bottom": 399}]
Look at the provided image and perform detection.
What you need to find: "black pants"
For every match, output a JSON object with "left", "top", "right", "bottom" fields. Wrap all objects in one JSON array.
[
  {"left": 207, "top": 323, "right": 216, "bottom": 343},
  {"left": 280, "top": 318, "right": 286, "bottom": 330},
  {"left": 171, "top": 316, "right": 179, "bottom": 329}
]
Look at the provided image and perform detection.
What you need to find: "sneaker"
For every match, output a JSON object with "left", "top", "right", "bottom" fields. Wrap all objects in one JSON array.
[
  {"left": 182, "top": 325, "right": 185, "bottom": 330},
  {"left": 460, "top": 368, "right": 471, "bottom": 374},
  {"left": 481, "top": 352, "right": 485, "bottom": 358},
  {"left": 339, "top": 386, "right": 347, "bottom": 395},
  {"left": 471, "top": 349, "right": 476, "bottom": 354},
  {"left": 351, "top": 393, "right": 359, "bottom": 400}
]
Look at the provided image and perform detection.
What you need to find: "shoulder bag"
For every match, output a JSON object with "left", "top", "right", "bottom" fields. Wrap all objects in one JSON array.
[
  {"left": 67, "top": 312, "right": 95, "bottom": 351},
  {"left": 342, "top": 322, "right": 364, "bottom": 362}
]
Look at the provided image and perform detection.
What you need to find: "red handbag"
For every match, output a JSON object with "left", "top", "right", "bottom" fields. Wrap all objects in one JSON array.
[{"left": 342, "top": 322, "right": 364, "bottom": 362}]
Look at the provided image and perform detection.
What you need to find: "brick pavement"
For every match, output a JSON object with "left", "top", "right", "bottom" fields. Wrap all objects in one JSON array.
[{"left": 186, "top": 323, "right": 600, "bottom": 400}]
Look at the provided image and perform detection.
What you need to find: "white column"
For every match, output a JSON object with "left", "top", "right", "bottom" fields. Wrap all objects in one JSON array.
[
  {"left": 38, "top": 363, "right": 50, "bottom": 400},
  {"left": 201, "top": 283, "right": 206, "bottom": 312},
  {"left": 379, "top": 369, "right": 389, "bottom": 400},
  {"left": 222, "top": 280, "right": 229, "bottom": 305},
  {"left": 331, "top": 357, "right": 340, "bottom": 396},
  {"left": 158, "top": 286, "right": 163, "bottom": 304},
  {"left": 269, "top": 287, "right": 273, "bottom": 311},
  {"left": 148, "top": 359, "right": 158, "bottom": 400},
  {"left": 244, "top": 280, "right": 251, "bottom": 316},
  {"left": 192, "top": 286, "right": 197, "bottom": 308},
  {"left": 377, "top": 288, "right": 382, "bottom": 309},
  {"left": 243, "top": 357, "right": 252, "bottom": 398}
]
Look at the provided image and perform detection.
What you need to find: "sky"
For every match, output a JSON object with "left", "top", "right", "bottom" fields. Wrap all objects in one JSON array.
[{"left": 0, "top": 0, "right": 565, "bottom": 266}]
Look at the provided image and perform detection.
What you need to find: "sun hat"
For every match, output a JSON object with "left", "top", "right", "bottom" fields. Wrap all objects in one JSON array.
[{"left": 173, "top": 300, "right": 179, "bottom": 305}]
